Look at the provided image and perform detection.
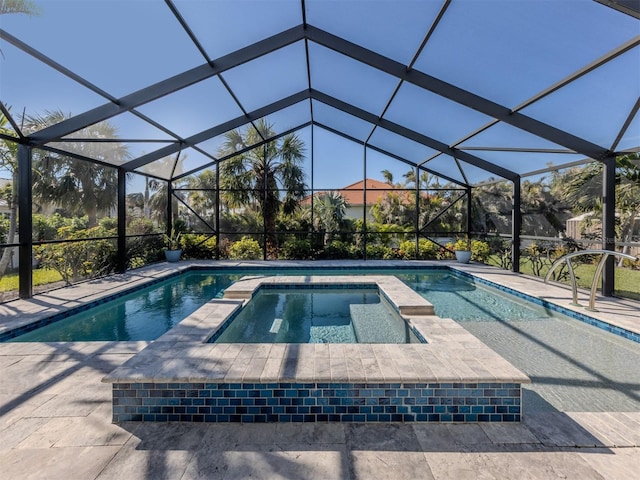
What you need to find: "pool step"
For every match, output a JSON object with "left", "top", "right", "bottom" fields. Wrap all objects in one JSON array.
[{"left": 350, "top": 303, "right": 417, "bottom": 343}]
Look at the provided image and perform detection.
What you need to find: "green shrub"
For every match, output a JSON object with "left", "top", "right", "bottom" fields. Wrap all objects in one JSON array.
[
  {"left": 35, "top": 224, "right": 117, "bottom": 285},
  {"left": 470, "top": 239, "right": 490, "bottom": 262},
  {"left": 319, "top": 240, "right": 354, "bottom": 259},
  {"left": 398, "top": 239, "right": 439, "bottom": 259},
  {"left": 181, "top": 234, "right": 217, "bottom": 260},
  {"left": 280, "top": 238, "right": 314, "bottom": 260},
  {"left": 365, "top": 244, "right": 394, "bottom": 259},
  {"left": 228, "top": 236, "right": 263, "bottom": 260}
]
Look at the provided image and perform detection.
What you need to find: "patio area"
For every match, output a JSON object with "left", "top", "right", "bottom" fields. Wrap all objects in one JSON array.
[{"left": 1, "top": 338, "right": 639, "bottom": 479}]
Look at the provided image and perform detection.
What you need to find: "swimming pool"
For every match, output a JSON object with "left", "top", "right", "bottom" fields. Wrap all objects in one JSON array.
[{"left": 3, "top": 267, "right": 573, "bottom": 342}]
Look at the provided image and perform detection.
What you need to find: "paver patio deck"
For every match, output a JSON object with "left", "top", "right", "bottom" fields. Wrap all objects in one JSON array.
[{"left": 0, "top": 261, "right": 638, "bottom": 478}]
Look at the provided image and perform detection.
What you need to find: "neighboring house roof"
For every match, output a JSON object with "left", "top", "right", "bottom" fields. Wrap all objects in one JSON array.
[{"left": 302, "top": 178, "right": 414, "bottom": 206}]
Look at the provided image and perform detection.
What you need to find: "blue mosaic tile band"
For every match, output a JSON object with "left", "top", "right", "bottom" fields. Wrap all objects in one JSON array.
[{"left": 111, "top": 381, "right": 522, "bottom": 423}]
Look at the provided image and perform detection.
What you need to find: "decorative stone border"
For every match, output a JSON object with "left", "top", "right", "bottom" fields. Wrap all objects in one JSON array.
[{"left": 104, "top": 275, "right": 530, "bottom": 423}]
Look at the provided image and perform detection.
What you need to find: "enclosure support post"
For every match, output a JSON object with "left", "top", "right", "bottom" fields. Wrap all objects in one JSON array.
[
  {"left": 116, "top": 168, "right": 127, "bottom": 273},
  {"left": 166, "top": 180, "right": 173, "bottom": 237},
  {"left": 512, "top": 177, "right": 521, "bottom": 273},
  {"left": 215, "top": 162, "right": 220, "bottom": 260},
  {"left": 263, "top": 143, "right": 268, "bottom": 261},
  {"left": 18, "top": 144, "right": 32, "bottom": 299},
  {"left": 362, "top": 146, "right": 368, "bottom": 260},
  {"left": 602, "top": 154, "right": 616, "bottom": 296},
  {"left": 465, "top": 185, "right": 472, "bottom": 240},
  {"left": 415, "top": 166, "right": 420, "bottom": 258}
]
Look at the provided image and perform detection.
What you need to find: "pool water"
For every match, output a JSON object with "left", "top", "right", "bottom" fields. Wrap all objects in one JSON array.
[
  {"left": 213, "top": 288, "right": 421, "bottom": 344},
  {"left": 8, "top": 268, "right": 559, "bottom": 342},
  {"left": 394, "top": 271, "right": 559, "bottom": 322},
  {"left": 8, "top": 272, "right": 240, "bottom": 342}
]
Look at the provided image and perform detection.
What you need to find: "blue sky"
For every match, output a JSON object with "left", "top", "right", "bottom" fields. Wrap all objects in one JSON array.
[{"left": 1, "top": 0, "right": 639, "bottom": 192}]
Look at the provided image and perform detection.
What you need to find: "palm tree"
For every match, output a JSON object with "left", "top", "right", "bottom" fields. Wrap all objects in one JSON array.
[
  {"left": 0, "top": 0, "right": 40, "bottom": 15},
  {"left": 314, "top": 191, "right": 348, "bottom": 245},
  {"left": 0, "top": 113, "right": 19, "bottom": 276},
  {"left": 26, "top": 111, "right": 129, "bottom": 227},
  {"left": 218, "top": 119, "right": 307, "bottom": 256},
  {"left": 184, "top": 169, "right": 217, "bottom": 230},
  {"left": 561, "top": 153, "right": 640, "bottom": 262}
]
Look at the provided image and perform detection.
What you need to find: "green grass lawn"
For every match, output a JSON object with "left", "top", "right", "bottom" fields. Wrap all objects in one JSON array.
[
  {"left": 0, "top": 269, "right": 63, "bottom": 292},
  {"left": 487, "top": 256, "right": 640, "bottom": 301}
]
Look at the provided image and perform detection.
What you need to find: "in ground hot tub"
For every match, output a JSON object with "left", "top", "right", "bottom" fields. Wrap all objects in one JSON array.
[
  {"left": 104, "top": 275, "right": 529, "bottom": 423},
  {"left": 211, "top": 285, "right": 422, "bottom": 344}
]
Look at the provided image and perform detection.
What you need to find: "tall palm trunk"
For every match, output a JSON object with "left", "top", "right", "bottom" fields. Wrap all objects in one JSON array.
[{"left": 0, "top": 174, "right": 18, "bottom": 276}]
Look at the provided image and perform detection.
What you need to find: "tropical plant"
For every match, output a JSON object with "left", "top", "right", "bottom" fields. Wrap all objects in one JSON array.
[
  {"left": 561, "top": 154, "right": 640, "bottom": 263},
  {"left": 280, "top": 237, "right": 313, "bottom": 260},
  {"left": 218, "top": 119, "right": 307, "bottom": 257},
  {"left": 313, "top": 191, "right": 348, "bottom": 245},
  {"left": 23, "top": 111, "right": 128, "bottom": 227},
  {"left": 34, "top": 222, "right": 117, "bottom": 285},
  {"left": 0, "top": 0, "right": 40, "bottom": 15},
  {"left": 398, "top": 238, "right": 439, "bottom": 260},
  {"left": 0, "top": 113, "right": 20, "bottom": 277},
  {"left": 228, "top": 236, "right": 262, "bottom": 260}
]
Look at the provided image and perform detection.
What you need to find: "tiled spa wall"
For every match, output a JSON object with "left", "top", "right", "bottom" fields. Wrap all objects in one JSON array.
[{"left": 112, "top": 381, "right": 522, "bottom": 423}]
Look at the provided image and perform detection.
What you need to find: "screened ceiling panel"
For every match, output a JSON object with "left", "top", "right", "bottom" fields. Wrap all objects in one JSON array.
[
  {"left": 306, "top": 0, "right": 442, "bottom": 65},
  {"left": 420, "top": 155, "right": 466, "bottom": 185},
  {"left": 458, "top": 122, "right": 572, "bottom": 152},
  {"left": 47, "top": 141, "right": 130, "bottom": 166},
  {"left": 0, "top": 41, "right": 105, "bottom": 134},
  {"left": 135, "top": 153, "right": 182, "bottom": 180},
  {"left": 2, "top": 0, "right": 202, "bottom": 98},
  {"left": 368, "top": 127, "right": 439, "bottom": 164},
  {"left": 172, "top": 0, "right": 301, "bottom": 60},
  {"left": 135, "top": 76, "right": 244, "bottom": 139},
  {"left": 222, "top": 42, "right": 308, "bottom": 112},
  {"left": 172, "top": 147, "right": 216, "bottom": 178},
  {"left": 259, "top": 100, "right": 311, "bottom": 136},
  {"left": 365, "top": 148, "right": 416, "bottom": 185},
  {"left": 521, "top": 47, "right": 640, "bottom": 150},
  {"left": 618, "top": 110, "right": 640, "bottom": 151},
  {"left": 311, "top": 101, "right": 375, "bottom": 142},
  {"left": 313, "top": 127, "right": 366, "bottom": 189},
  {"left": 385, "top": 82, "right": 495, "bottom": 145},
  {"left": 461, "top": 150, "right": 587, "bottom": 176},
  {"left": 413, "top": 0, "right": 640, "bottom": 108},
  {"left": 308, "top": 43, "right": 399, "bottom": 115},
  {"left": 457, "top": 158, "right": 507, "bottom": 186},
  {"left": 1, "top": 0, "right": 638, "bottom": 188},
  {"left": 62, "top": 112, "right": 177, "bottom": 143}
]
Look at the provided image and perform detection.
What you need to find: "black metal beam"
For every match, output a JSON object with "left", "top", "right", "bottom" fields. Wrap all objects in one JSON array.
[
  {"left": 512, "top": 177, "right": 522, "bottom": 273},
  {"left": 29, "top": 25, "right": 307, "bottom": 145},
  {"left": 0, "top": 28, "right": 117, "bottom": 103},
  {"left": 602, "top": 154, "right": 617, "bottom": 295},
  {"left": 305, "top": 25, "right": 611, "bottom": 161},
  {"left": 611, "top": 96, "right": 640, "bottom": 152},
  {"left": 117, "top": 169, "right": 127, "bottom": 273},
  {"left": 17, "top": 144, "right": 32, "bottom": 299},
  {"left": 122, "top": 90, "right": 310, "bottom": 171},
  {"left": 311, "top": 89, "right": 519, "bottom": 181}
]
